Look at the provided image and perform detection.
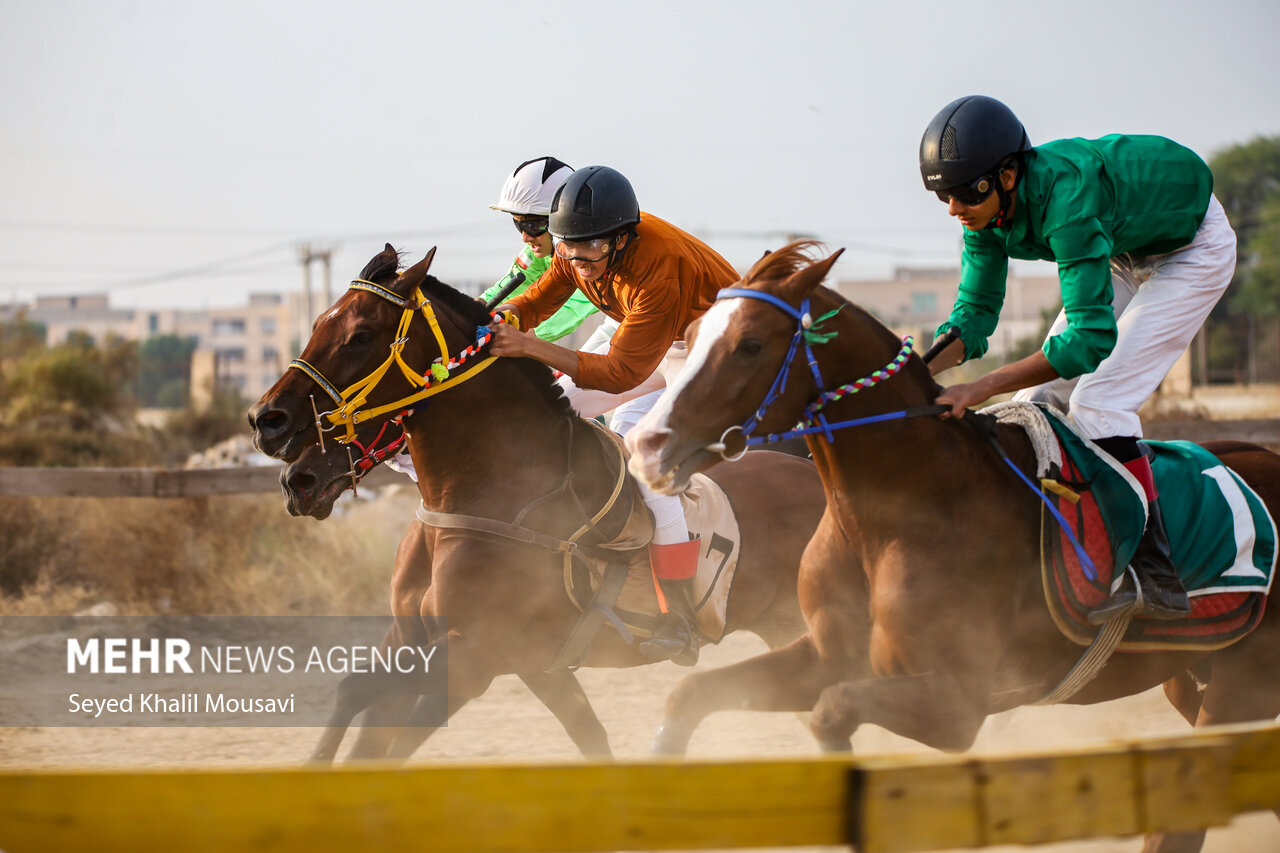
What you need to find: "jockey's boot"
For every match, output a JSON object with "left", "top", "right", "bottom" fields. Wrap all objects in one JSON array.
[
  {"left": 1088, "top": 447, "right": 1191, "bottom": 625},
  {"left": 637, "top": 539, "right": 701, "bottom": 666}
]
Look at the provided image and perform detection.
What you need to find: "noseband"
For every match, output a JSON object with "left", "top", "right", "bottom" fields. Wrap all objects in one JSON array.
[
  {"left": 288, "top": 278, "right": 504, "bottom": 452},
  {"left": 709, "top": 287, "right": 925, "bottom": 459}
]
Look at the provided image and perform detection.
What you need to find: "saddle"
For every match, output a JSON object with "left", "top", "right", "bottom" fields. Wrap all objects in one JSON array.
[
  {"left": 988, "top": 402, "right": 1276, "bottom": 651},
  {"left": 562, "top": 423, "right": 743, "bottom": 645}
]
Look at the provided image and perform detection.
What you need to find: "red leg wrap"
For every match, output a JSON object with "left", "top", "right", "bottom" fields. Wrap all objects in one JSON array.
[{"left": 648, "top": 539, "right": 700, "bottom": 581}]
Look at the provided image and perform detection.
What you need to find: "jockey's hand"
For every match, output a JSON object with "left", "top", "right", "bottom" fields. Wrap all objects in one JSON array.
[
  {"left": 935, "top": 380, "right": 991, "bottom": 420},
  {"left": 488, "top": 322, "right": 535, "bottom": 357},
  {"left": 489, "top": 322, "right": 581, "bottom": 380},
  {"left": 935, "top": 351, "right": 1060, "bottom": 420}
]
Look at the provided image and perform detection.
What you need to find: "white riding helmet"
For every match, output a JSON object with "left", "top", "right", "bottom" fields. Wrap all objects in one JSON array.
[{"left": 489, "top": 156, "right": 575, "bottom": 216}]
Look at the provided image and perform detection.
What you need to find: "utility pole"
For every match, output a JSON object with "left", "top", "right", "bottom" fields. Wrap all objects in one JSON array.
[
  {"left": 317, "top": 248, "right": 333, "bottom": 308},
  {"left": 296, "top": 244, "right": 337, "bottom": 353},
  {"left": 297, "top": 243, "right": 314, "bottom": 352}
]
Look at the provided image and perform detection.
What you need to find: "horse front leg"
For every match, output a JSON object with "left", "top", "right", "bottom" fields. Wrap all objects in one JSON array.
[
  {"left": 345, "top": 691, "right": 420, "bottom": 760},
  {"left": 386, "top": 693, "right": 473, "bottom": 760},
  {"left": 309, "top": 666, "right": 415, "bottom": 764},
  {"left": 516, "top": 670, "right": 612, "bottom": 758},
  {"left": 387, "top": 671, "right": 613, "bottom": 761},
  {"left": 652, "top": 632, "right": 853, "bottom": 754}
]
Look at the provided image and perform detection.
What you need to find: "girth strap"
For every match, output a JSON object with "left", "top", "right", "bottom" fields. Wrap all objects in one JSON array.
[{"left": 413, "top": 504, "right": 618, "bottom": 563}]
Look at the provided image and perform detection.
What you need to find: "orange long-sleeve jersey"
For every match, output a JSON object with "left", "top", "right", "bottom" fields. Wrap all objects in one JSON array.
[{"left": 508, "top": 213, "right": 738, "bottom": 394}]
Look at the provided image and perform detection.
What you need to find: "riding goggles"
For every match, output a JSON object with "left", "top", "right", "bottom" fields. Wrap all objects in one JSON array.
[
  {"left": 935, "top": 173, "right": 996, "bottom": 206},
  {"left": 553, "top": 236, "right": 614, "bottom": 263},
  {"left": 513, "top": 216, "right": 550, "bottom": 236}
]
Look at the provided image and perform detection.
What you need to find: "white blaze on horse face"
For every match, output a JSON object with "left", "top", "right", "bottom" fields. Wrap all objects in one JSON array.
[{"left": 646, "top": 299, "right": 742, "bottom": 433}]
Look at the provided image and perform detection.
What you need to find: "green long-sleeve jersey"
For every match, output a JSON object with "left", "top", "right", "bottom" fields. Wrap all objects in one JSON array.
[{"left": 938, "top": 134, "right": 1213, "bottom": 378}]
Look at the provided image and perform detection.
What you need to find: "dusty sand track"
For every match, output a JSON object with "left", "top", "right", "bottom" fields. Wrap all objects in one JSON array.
[{"left": 1, "top": 630, "right": 1276, "bottom": 852}]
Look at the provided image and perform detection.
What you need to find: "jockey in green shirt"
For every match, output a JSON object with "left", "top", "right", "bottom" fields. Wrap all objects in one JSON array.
[
  {"left": 920, "top": 95, "right": 1237, "bottom": 625},
  {"left": 482, "top": 157, "right": 598, "bottom": 342},
  {"left": 388, "top": 157, "right": 599, "bottom": 485}
]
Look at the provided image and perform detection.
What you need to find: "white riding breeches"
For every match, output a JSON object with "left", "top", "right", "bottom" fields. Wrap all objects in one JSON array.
[
  {"left": 556, "top": 318, "right": 688, "bottom": 546},
  {"left": 1013, "top": 195, "right": 1236, "bottom": 440}
]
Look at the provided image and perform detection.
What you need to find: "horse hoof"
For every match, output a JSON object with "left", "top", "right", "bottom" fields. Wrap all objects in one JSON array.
[{"left": 650, "top": 717, "right": 694, "bottom": 755}]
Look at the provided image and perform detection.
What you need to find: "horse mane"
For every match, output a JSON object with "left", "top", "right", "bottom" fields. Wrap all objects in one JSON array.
[
  {"left": 743, "top": 239, "right": 830, "bottom": 285},
  {"left": 747, "top": 239, "right": 941, "bottom": 393},
  {"left": 419, "top": 274, "right": 576, "bottom": 420}
]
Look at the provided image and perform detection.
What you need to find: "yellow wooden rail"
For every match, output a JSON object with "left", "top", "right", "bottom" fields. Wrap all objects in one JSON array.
[{"left": 0, "top": 723, "right": 1277, "bottom": 853}]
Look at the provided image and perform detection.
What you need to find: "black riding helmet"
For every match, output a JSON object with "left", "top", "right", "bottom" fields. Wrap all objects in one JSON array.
[
  {"left": 549, "top": 165, "right": 641, "bottom": 241},
  {"left": 919, "top": 95, "right": 1031, "bottom": 194}
]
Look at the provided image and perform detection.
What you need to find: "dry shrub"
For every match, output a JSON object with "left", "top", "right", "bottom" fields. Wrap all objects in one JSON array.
[{"left": 0, "top": 487, "right": 420, "bottom": 618}]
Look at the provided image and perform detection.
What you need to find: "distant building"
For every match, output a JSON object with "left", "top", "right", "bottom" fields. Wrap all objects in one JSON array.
[
  {"left": 3, "top": 291, "right": 303, "bottom": 402},
  {"left": 832, "top": 266, "right": 1063, "bottom": 359},
  {"left": 17, "top": 294, "right": 135, "bottom": 347}
]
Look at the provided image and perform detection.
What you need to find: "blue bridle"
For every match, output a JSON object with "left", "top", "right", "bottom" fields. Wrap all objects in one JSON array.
[{"left": 709, "top": 287, "right": 922, "bottom": 458}]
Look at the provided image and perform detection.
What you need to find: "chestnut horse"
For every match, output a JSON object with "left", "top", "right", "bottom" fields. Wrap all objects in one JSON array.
[
  {"left": 248, "top": 244, "right": 827, "bottom": 762},
  {"left": 627, "top": 241, "right": 1280, "bottom": 853}
]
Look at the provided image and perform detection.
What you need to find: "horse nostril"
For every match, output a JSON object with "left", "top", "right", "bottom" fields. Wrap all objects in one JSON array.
[
  {"left": 637, "top": 428, "right": 671, "bottom": 457},
  {"left": 253, "top": 408, "right": 291, "bottom": 438},
  {"left": 287, "top": 470, "right": 317, "bottom": 494}
]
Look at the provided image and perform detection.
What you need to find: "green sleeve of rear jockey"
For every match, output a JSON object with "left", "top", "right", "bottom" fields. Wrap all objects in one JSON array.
[
  {"left": 532, "top": 290, "right": 598, "bottom": 341},
  {"left": 479, "top": 245, "right": 551, "bottom": 304}
]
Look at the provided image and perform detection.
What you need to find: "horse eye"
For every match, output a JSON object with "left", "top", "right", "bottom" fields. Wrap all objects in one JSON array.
[
  {"left": 348, "top": 330, "right": 374, "bottom": 347},
  {"left": 736, "top": 338, "right": 764, "bottom": 357}
]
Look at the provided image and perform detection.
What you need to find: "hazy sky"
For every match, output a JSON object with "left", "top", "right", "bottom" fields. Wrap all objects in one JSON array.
[{"left": 3, "top": 0, "right": 1278, "bottom": 310}]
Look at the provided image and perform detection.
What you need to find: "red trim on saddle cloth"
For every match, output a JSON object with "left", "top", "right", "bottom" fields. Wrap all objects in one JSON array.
[
  {"left": 1123, "top": 455, "right": 1158, "bottom": 502},
  {"left": 1042, "top": 445, "right": 1269, "bottom": 651}
]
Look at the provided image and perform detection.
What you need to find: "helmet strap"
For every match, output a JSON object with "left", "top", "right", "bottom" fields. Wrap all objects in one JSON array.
[
  {"left": 605, "top": 228, "right": 635, "bottom": 271},
  {"left": 988, "top": 186, "right": 1013, "bottom": 229},
  {"left": 987, "top": 160, "right": 1020, "bottom": 229}
]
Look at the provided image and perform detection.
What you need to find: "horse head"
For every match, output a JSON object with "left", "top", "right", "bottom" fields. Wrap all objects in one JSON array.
[
  {"left": 277, "top": 438, "right": 369, "bottom": 520},
  {"left": 250, "top": 243, "right": 447, "bottom": 461},
  {"left": 628, "top": 240, "right": 926, "bottom": 493},
  {"left": 251, "top": 243, "right": 570, "bottom": 516}
]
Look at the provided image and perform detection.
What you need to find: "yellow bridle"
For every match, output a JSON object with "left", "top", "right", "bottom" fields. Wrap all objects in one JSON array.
[{"left": 288, "top": 278, "right": 501, "bottom": 447}]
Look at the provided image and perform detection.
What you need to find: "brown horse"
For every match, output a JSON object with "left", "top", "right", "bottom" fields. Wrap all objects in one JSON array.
[
  {"left": 248, "top": 244, "right": 827, "bottom": 762},
  {"left": 626, "top": 241, "right": 1280, "bottom": 853},
  {"left": 280, "top": 439, "right": 622, "bottom": 760}
]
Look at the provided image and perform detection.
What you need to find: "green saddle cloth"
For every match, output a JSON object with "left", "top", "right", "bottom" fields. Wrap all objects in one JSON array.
[
  {"left": 1148, "top": 440, "right": 1276, "bottom": 594},
  {"left": 1042, "top": 412, "right": 1275, "bottom": 593}
]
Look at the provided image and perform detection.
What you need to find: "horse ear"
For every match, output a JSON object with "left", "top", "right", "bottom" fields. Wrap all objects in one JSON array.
[
  {"left": 395, "top": 246, "right": 438, "bottom": 294},
  {"left": 780, "top": 248, "right": 845, "bottom": 298}
]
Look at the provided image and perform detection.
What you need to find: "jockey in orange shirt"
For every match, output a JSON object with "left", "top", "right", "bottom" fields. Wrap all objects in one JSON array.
[{"left": 490, "top": 165, "right": 738, "bottom": 665}]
